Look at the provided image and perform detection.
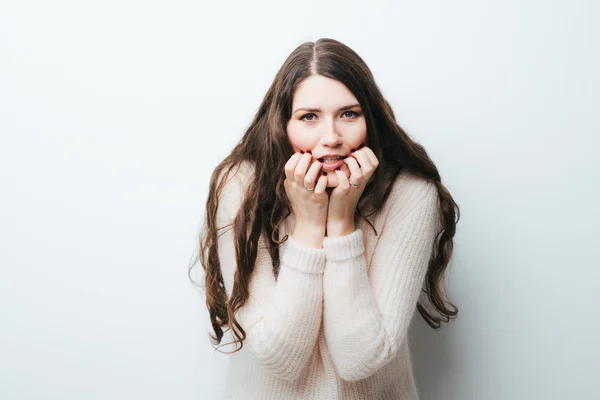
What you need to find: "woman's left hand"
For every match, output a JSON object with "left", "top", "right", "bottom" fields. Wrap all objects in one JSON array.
[{"left": 327, "top": 145, "right": 379, "bottom": 237}]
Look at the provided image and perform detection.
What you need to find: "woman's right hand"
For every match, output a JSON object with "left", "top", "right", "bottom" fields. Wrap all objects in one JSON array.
[{"left": 284, "top": 152, "right": 328, "bottom": 245}]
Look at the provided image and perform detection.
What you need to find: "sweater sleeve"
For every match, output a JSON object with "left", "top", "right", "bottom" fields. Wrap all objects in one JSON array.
[
  {"left": 216, "top": 165, "right": 326, "bottom": 381},
  {"left": 321, "top": 179, "right": 441, "bottom": 382}
]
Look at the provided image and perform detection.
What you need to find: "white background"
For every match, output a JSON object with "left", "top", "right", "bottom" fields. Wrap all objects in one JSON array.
[{"left": 1, "top": 1, "right": 598, "bottom": 399}]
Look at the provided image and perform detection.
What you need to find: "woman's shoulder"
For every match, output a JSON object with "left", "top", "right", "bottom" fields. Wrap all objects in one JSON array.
[
  {"left": 217, "top": 160, "right": 255, "bottom": 182},
  {"left": 391, "top": 168, "right": 437, "bottom": 194},
  {"left": 216, "top": 160, "right": 256, "bottom": 221},
  {"left": 385, "top": 168, "right": 440, "bottom": 219},
  {"left": 217, "top": 160, "right": 256, "bottom": 192}
]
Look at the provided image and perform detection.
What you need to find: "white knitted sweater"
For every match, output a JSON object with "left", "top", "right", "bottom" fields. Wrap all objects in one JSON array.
[{"left": 215, "top": 161, "right": 442, "bottom": 400}]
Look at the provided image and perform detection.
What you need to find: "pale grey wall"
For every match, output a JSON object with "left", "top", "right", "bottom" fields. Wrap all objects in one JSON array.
[{"left": 1, "top": 1, "right": 598, "bottom": 399}]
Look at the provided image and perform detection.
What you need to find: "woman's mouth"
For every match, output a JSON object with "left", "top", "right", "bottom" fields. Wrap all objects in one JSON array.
[{"left": 320, "top": 157, "right": 346, "bottom": 171}]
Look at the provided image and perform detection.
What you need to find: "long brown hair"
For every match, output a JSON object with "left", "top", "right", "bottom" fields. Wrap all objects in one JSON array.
[{"left": 190, "top": 38, "right": 460, "bottom": 353}]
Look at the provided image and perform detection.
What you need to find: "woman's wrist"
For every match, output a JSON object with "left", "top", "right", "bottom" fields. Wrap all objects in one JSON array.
[
  {"left": 292, "top": 221, "right": 326, "bottom": 248},
  {"left": 326, "top": 220, "right": 355, "bottom": 238}
]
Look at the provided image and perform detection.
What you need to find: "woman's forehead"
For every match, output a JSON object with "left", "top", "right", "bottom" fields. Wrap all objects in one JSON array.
[{"left": 292, "top": 76, "right": 358, "bottom": 111}]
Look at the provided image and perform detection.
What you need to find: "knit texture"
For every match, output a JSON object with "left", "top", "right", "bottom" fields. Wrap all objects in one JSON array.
[{"left": 215, "top": 161, "right": 442, "bottom": 400}]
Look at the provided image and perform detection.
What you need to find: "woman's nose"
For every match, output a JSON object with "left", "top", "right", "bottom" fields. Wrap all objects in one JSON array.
[{"left": 321, "top": 123, "right": 343, "bottom": 146}]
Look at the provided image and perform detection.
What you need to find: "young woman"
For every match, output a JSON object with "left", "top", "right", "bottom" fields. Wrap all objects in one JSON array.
[{"left": 193, "top": 38, "right": 460, "bottom": 399}]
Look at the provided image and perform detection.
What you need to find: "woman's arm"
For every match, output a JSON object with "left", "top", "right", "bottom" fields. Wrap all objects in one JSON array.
[
  {"left": 321, "top": 180, "right": 441, "bottom": 382},
  {"left": 216, "top": 165, "right": 325, "bottom": 381}
]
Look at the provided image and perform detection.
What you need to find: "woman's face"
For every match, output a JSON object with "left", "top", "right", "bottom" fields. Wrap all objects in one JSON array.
[{"left": 286, "top": 75, "right": 367, "bottom": 187}]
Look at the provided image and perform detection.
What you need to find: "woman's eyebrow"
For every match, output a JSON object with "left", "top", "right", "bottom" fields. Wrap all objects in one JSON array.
[{"left": 292, "top": 103, "right": 361, "bottom": 114}]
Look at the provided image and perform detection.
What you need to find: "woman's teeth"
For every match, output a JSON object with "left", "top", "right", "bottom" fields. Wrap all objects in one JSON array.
[{"left": 319, "top": 156, "right": 346, "bottom": 163}]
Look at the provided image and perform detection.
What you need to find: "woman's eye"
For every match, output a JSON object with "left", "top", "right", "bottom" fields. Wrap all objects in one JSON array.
[
  {"left": 299, "top": 111, "right": 360, "bottom": 121},
  {"left": 299, "top": 113, "right": 316, "bottom": 121},
  {"left": 342, "top": 111, "right": 359, "bottom": 118}
]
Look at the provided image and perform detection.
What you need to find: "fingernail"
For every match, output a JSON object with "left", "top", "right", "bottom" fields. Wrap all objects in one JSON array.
[
  {"left": 317, "top": 157, "right": 324, "bottom": 162},
  {"left": 335, "top": 167, "right": 341, "bottom": 171}
]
